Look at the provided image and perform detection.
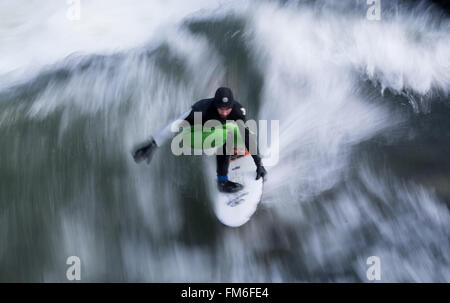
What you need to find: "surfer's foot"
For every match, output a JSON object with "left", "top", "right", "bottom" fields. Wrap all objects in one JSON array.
[{"left": 218, "top": 180, "right": 243, "bottom": 193}]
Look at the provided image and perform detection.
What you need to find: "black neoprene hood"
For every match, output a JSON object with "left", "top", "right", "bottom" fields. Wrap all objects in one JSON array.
[{"left": 214, "top": 87, "right": 235, "bottom": 108}]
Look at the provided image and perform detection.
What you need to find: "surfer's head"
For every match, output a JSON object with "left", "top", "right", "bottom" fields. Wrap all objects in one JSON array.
[
  {"left": 214, "top": 87, "right": 234, "bottom": 116},
  {"left": 214, "top": 87, "right": 234, "bottom": 118}
]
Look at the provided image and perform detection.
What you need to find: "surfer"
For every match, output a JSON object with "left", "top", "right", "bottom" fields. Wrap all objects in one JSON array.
[{"left": 132, "top": 87, "right": 267, "bottom": 193}]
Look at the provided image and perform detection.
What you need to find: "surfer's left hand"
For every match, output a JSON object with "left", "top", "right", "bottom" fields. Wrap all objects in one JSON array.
[
  {"left": 256, "top": 165, "right": 267, "bottom": 181},
  {"left": 132, "top": 137, "right": 158, "bottom": 164}
]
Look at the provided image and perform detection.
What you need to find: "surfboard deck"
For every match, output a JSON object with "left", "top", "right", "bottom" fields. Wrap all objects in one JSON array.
[{"left": 213, "top": 150, "right": 263, "bottom": 227}]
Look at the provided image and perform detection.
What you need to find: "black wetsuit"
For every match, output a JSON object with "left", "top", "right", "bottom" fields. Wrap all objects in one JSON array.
[{"left": 184, "top": 98, "right": 262, "bottom": 177}]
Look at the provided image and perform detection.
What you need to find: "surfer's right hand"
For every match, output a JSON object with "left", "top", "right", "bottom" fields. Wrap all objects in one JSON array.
[
  {"left": 256, "top": 165, "right": 267, "bottom": 181},
  {"left": 132, "top": 138, "right": 158, "bottom": 164}
]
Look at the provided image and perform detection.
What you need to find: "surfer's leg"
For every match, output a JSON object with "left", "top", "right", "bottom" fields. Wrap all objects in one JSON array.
[
  {"left": 216, "top": 129, "right": 243, "bottom": 192},
  {"left": 216, "top": 129, "right": 234, "bottom": 177},
  {"left": 216, "top": 153, "right": 230, "bottom": 177},
  {"left": 216, "top": 143, "right": 243, "bottom": 193},
  {"left": 216, "top": 153, "right": 242, "bottom": 193}
]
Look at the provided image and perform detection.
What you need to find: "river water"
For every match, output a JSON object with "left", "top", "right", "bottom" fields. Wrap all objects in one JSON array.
[{"left": 0, "top": 0, "right": 449, "bottom": 282}]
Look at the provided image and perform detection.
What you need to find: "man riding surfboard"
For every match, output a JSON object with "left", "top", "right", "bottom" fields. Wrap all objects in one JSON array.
[{"left": 132, "top": 87, "right": 267, "bottom": 193}]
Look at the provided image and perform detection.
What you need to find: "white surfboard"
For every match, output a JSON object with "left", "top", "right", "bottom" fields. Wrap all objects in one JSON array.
[{"left": 214, "top": 150, "right": 263, "bottom": 227}]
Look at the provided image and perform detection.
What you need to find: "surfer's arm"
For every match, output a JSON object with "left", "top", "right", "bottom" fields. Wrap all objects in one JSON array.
[
  {"left": 244, "top": 127, "right": 267, "bottom": 180},
  {"left": 235, "top": 110, "right": 262, "bottom": 167},
  {"left": 153, "top": 110, "right": 192, "bottom": 146},
  {"left": 132, "top": 110, "right": 191, "bottom": 164},
  {"left": 235, "top": 105, "right": 267, "bottom": 180},
  {"left": 243, "top": 125, "right": 262, "bottom": 166}
]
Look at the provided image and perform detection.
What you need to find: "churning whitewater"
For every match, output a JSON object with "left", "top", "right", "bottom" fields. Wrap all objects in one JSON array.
[{"left": 0, "top": 0, "right": 449, "bottom": 282}]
